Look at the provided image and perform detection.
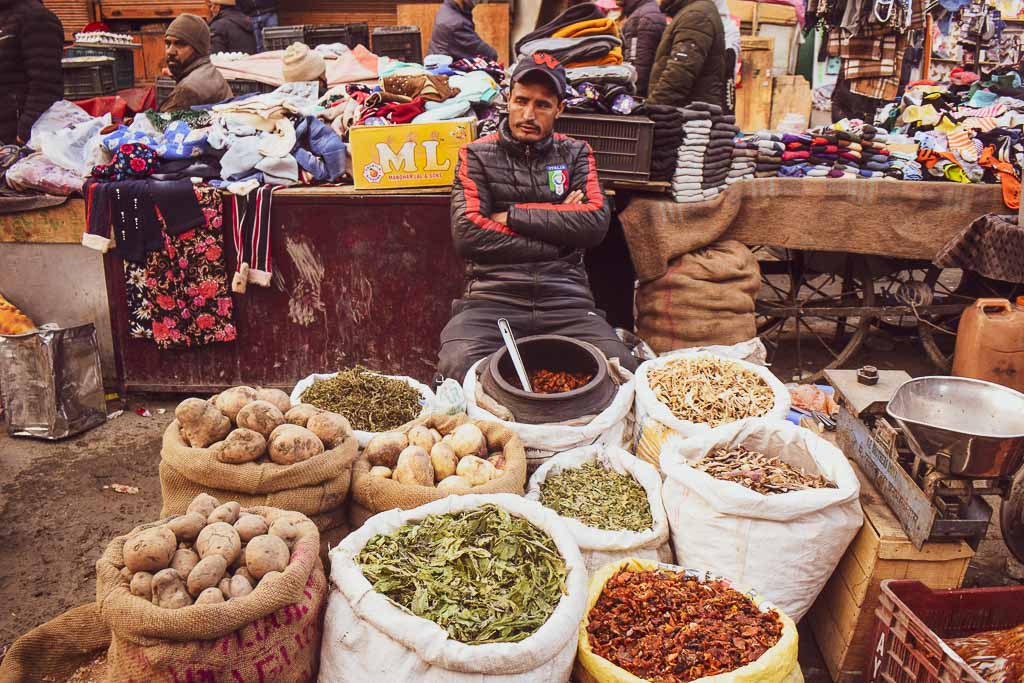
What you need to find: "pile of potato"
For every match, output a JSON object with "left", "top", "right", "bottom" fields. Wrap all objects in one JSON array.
[
  {"left": 121, "top": 494, "right": 304, "bottom": 608},
  {"left": 366, "top": 423, "right": 505, "bottom": 491},
  {"left": 174, "top": 385, "right": 352, "bottom": 465}
]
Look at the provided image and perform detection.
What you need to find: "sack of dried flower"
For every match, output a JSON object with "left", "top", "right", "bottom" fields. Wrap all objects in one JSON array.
[
  {"left": 633, "top": 351, "right": 790, "bottom": 469},
  {"left": 660, "top": 418, "right": 862, "bottom": 621},
  {"left": 525, "top": 445, "right": 672, "bottom": 574},
  {"left": 464, "top": 359, "right": 636, "bottom": 474},
  {"left": 320, "top": 494, "right": 589, "bottom": 682},
  {"left": 575, "top": 558, "right": 802, "bottom": 683}
]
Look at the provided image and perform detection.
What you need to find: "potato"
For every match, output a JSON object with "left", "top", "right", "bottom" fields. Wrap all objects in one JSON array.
[
  {"left": 234, "top": 513, "right": 269, "bottom": 542},
  {"left": 393, "top": 446, "right": 434, "bottom": 487},
  {"left": 208, "top": 392, "right": 221, "bottom": 405},
  {"left": 152, "top": 569, "right": 192, "bottom": 609},
  {"left": 285, "top": 403, "right": 322, "bottom": 427},
  {"left": 364, "top": 432, "right": 407, "bottom": 468},
  {"left": 306, "top": 412, "right": 353, "bottom": 449},
  {"left": 456, "top": 455, "right": 496, "bottom": 487},
  {"left": 212, "top": 428, "right": 266, "bottom": 464},
  {"left": 195, "top": 522, "right": 242, "bottom": 565},
  {"left": 246, "top": 534, "right": 291, "bottom": 579},
  {"left": 230, "top": 574, "right": 254, "bottom": 598},
  {"left": 268, "top": 518, "right": 301, "bottom": 549},
  {"left": 429, "top": 429, "right": 443, "bottom": 444},
  {"left": 166, "top": 512, "right": 207, "bottom": 542},
  {"left": 268, "top": 424, "right": 324, "bottom": 465},
  {"left": 124, "top": 526, "right": 177, "bottom": 573},
  {"left": 195, "top": 587, "right": 225, "bottom": 605},
  {"left": 487, "top": 452, "right": 506, "bottom": 471},
  {"left": 236, "top": 400, "right": 285, "bottom": 439},
  {"left": 176, "top": 397, "right": 232, "bottom": 448},
  {"left": 450, "top": 424, "right": 486, "bottom": 459},
  {"left": 130, "top": 572, "right": 154, "bottom": 599},
  {"left": 170, "top": 548, "right": 200, "bottom": 578},
  {"left": 215, "top": 386, "right": 258, "bottom": 422},
  {"left": 437, "top": 475, "right": 472, "bottom": 493},
  {"left": 234, "top": 567, "right": 254, "bottom": 587},
  {"left": 218, "top": 576, "right": 232, "bottom": 597},
  {"left": 256, "top": 388, "right": 292, "bottom": 415},
  {"left": 407, "top": 426, "right": 435, "bottom": 453},
  {"left": 187, "top": 493, "right": 220, "bottom": 519},
  {"left": 369, "top": 466, "right": 392, "bottom": 478},
  {"left": 187, "top": 555, "right": 228, "bottom": 597},
  {"left": 208, "top": 501, "right": 241, "bottom": 526},
  {"left": 430, "top": 443, "right": 458, "bottom": 482}
]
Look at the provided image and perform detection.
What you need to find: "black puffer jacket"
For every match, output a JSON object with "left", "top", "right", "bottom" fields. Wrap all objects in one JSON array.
[
  {"left": 210, "top": 6, "right": 256, "bottom": 54},
  {"left": 0, "top": 0, "right": 63, "bottom": 144},
  {"left": 450, "top": 120, "right": 610, "bottom": 308},
  {"left": 428, "top": 0, "right": 497, "bottom": 61},
  {"left": 621, "top": 0, "right": 668, "bottom": 96},
  {"left": 647, "top": 0, "right": 726, "bottom": 109}
]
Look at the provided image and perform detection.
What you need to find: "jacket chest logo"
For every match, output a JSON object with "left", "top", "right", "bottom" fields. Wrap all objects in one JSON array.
[{"left": 546, "top": 164, "right": 569, "bottom": 196}]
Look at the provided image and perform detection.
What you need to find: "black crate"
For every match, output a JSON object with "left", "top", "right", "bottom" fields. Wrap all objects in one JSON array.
[
  {"left": 227, "top": 78, "right": 275, "bottom": 96},
  {"left": 156, "top": 76, "right": 175, "bottom": 108},
  {"left": 65, "top": 45, "right": 135, "bottom": 91},
  {"left": 371, "top": 25, "right": 422, "bottom": 64},
  {"left": 262, "top": 25, "right": 306, "bottom": 52},
  {"left": 555, "top": 113, "right": 654, "bottom": 183},
  {"left": 62, "top": 57, "right": 117, "bottom": 99},
  {"left": 345, "top": 22, "right": 370, "bottom": 49}
]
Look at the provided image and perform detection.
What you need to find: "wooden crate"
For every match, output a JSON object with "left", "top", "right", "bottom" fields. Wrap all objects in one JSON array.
[
  {"left": 99, "top": 0, "right": 208, "bottom": 20},
  {"left": 44, "top": 0, "right": 96, "bottom": 39},
  {"left": 736, "top": 36, "right": 774, "bottom": 131},
  {"left": 806, "top": 461, "right": 974, "bottom": 683}
]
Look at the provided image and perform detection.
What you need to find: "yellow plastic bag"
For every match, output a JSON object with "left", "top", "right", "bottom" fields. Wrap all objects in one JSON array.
[{"left": 575, "top": 558, "right": 803, "bottom": 683}]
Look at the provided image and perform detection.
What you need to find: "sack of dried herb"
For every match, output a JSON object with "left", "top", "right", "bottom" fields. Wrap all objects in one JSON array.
[
  {"left": 660, "top": 417, "right": 863, "bottom": 621},
  {"left": 464, "top": 359, "right": 636, "bottom": 475},
  {"left": 576, "top": 558, "right": 801, "bottom": 683},
  {"left": 290, "top": 369, "right": 435, "bottom": 447},
  {"left": 348, "top": 415, "right": 528, "bottom": 528},
  {"left": 525, "top": 445, "right": 672, "bottom": 574},
  {"left": 321, "top": 494, "right": 589, "bottom": 682},
  {"left": 633, "top": 351, "right": 790, "bottom": 469}
]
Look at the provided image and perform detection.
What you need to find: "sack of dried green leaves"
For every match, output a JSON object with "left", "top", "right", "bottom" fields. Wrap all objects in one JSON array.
[
  {"left": 525, "top": 445, "right": 673, "bottom": 575},
  {"left": 320, "top": 494, "right": 588, "bottom": 682},
  {"left": 660, "top": 417, "right": 863, "bottom": 621}
]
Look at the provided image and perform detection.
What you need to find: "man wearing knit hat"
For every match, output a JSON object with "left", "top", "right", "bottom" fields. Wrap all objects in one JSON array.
[
  {"left": 281, "top": 42, "right": 326, "bottom": 89},
  {"left": 160, "top": 13, "right": 234, "bottom": 112}
]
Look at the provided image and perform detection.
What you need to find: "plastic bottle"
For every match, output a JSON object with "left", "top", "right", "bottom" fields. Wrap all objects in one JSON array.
[{"left": 951, "top": 298, "right": 1024, "bottom": 392}]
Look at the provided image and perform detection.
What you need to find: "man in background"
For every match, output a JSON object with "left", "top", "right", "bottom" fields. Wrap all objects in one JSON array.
[
  {"left": 0, "top": 0, "right": 64, "bottom": 144},
  {"left": 160, "top": 14, "right": 233, "bottom": 112},
  {"left": 209, "top": 0, "right": 256, "bottom": 54},
  {"left": 238, "top": 0, "right": 278, "bottom": 52},
  {"left": 428, "top": 0, "right": 498, "bottom": 61},
  {"left": 620, "top": 0, "right": 668, "bottom": 96},
  {"left": 646, "top": 0, "right": 726, "bottom": 108}
]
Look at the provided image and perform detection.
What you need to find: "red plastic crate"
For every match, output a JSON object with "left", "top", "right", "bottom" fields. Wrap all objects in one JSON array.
[{"left": 865, "top": 580, "right": 1024, "bottom": 683}]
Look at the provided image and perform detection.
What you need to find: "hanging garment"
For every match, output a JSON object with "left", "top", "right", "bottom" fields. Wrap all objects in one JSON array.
[{"left": 230, "top": 185, "right": 275, "bottom": 293}]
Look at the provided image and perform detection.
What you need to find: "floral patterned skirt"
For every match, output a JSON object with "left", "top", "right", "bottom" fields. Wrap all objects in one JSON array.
[{"left": 124, "top": 186, "right": 236, "bottom": 348}]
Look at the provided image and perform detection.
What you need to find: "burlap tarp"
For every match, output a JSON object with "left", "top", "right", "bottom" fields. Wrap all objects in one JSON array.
[
  {"left": 636, "top": 240, "right": 760, "bottom": 352},
  {"left": 348, "top": 414, "right": 528, "bottom": 527},
  {"left": 96, "top": 507, "right": 325, "bottom": 682},
  {"left": 934, "top": 213, "right": 1024, "bottom": 283},
  {"left": 620, "top": 178, "right": 1006, "bottom": 283},
  {"left": 160, "top": 421, "right": 358, "bottom": 534},
  {"left": 0, "top": 603, "right": 110, "bottom": 682}
]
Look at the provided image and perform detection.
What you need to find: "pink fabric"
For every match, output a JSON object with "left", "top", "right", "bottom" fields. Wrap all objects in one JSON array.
[
  {"left": 325, "top": 45, "right": 380, "bottom": 86},
  {"left": 212, "top": 45, "right": 381, "bottom": 87}
]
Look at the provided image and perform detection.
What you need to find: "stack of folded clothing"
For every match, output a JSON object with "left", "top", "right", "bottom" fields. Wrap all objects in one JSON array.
[
  {"left": 754, "top": 132, "right": 784, "bottom": 178},
  {"left": 706, "top": 109, "right": 739, "bottom": 189},
  {"left": 779, "top": 132, "right": 813, "bottom": 178},
  {"left": 515, "top": 3, "right": 623, "bottom": 69},
  {"left": 671, "top": 103, "right": 716, "bottom": 203},
  {"left": 727, "top": 136, "right": 757, "bottom": 185},
  {"left": 640, "top": 103, "right": 684, "bottom": 182},
  {"left": 857, "top": 124, "right": 892, "bottom": 178},
  {"left": 887, "top": 150, "right": 923, "bottom": 180}
]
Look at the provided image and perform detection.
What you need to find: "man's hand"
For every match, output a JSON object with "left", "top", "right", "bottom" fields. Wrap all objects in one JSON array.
[
  {"left": 562, "top": 190, "right": 584, "bottom": 204},
  {"left": 490, "top": 211, "right": 508, "bottom": 224}
]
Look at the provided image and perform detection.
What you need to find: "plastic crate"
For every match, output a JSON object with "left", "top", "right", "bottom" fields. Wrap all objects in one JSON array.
[
  {"left": 554, "top": 113, "right": 654, "bottom": 183},
  {"left": 866, "top": 580, "right": 1024, "bottom": 683},
  {"left": 65, "top": 46, "right": 135, "bottom": 90},
  {"left": 262, "top": 25, "right": 305, "bottom": 52},
  {"left": 371, "top": 26, "right": 422, "bottom": 64},
  {"left": 62, "top": 57, "right": 117, "bottom": 99},
  {"left": 227, "top": 78, "right": 275, "bottom": 96},
  {"left": 305, "top": 22, "right": 369, "bottom": 49},
  {"left": 345, "top": 22, "right": 370, "bottom": 49},
  {"left": 155, "top": 75, "right": 175, "bottom": 108}
]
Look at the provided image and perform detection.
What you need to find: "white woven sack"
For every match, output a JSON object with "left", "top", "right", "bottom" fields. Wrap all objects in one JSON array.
[
  {"left": 290, "top": 371, "right": 435, "bottom": 448},
  {"left": 525, "top": 445, "right": 673, "bottom": 574},
  {"left": 319, "top": 493, "right": 588, "bottom": 683},
  {"left": 660, "top": 418, "right": 863, "bottom": 621}
]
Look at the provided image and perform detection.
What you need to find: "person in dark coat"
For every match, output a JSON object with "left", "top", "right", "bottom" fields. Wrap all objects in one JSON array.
[
  {"left": 208, "top": 0, "right": 256, "bottom": 54},
  {"left": 237, "top": 0, "right": 277, "bottom": 52},
  {"left": 161, "top": 14, "right": 233, "bottom": 113},
  {"left": 427, "top": 0, "right": 498, "bottom": 62},
  {"left": 0, "top": 0, "right": 64, "bottom": 144},
  {"left": 646, "top": 0, "right": 726, "bottom": 108},
  {"left": 620, "top": 0, "right": 669, "bottom": 96},
  {"left": 438, "top": 54, "right": 637, "bottom": 382}
]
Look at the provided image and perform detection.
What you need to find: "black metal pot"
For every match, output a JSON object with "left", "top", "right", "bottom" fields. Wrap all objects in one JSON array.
[{"left": 478, "top": 335, "right": 616, "bottom": 425}]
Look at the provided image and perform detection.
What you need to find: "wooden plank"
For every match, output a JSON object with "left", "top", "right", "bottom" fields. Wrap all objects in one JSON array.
[
  {"left": 736, "top": 36, "right": 774, "bottom": 131},
  {"left": 100, "top": 0, "right": 209, "bottom": 20},
  {"left": 396, "top": 2, "right": 510, "bottom": 65},
  {"left": 44, "top": 0, "right": 96, "bottom": 38},
  {"left": 0, "top": 201, "right": 85, "bottom": 244},
  {"left": 130, "top": 29, "right": 168, "bottom": 85},
  {"left": 769, "top": 74, "right": 812, "bottom": 129}
]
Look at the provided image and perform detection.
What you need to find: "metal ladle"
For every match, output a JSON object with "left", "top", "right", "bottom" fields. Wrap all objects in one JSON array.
[{"left": 497, "top": 318, "right": 533, "bottom": 392}]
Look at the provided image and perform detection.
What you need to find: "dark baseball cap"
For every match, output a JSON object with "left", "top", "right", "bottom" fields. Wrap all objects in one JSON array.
[{"left": 511, "top": 53, "right": 568, "bottom": 100}]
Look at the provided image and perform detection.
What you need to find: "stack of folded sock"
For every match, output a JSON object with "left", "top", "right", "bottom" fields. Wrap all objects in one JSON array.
[
  {"left": 727, "top": 136, "right": 757, "bottom": 185},
  {"left": 887, "top": 150, "right": 923, "bottom": 180},
  {"left": 856, "top": 124, "right": 892, "bottom": 178},
  {"left": 754, "top": 132, "right": 783, "bottom": 178},
  {"left": 671, "top": 103, "right": 717, "bottom": 203},
  {"left": 779, "top": 132, "right": 813, "bottom": 178},
  {"left": 642, "top": 104, "right": 685, "bottom": 182},
  {"left": 705, "top": 110, "right": 739, "bottom": 189}
]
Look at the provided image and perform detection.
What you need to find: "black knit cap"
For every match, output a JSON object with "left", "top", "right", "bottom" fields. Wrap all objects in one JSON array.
[{"left": 511, "top": 52, "right": 568, "bottom": 101}]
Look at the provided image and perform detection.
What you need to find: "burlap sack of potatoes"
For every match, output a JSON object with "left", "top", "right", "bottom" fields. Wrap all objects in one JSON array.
[
  {"left": 348, "top": 414, "right": 528, "bottom": 528},
  {"left": 0, "top": 603, "right": 111, "bottom": 681},
  {"left": 160, "top": 421, "right": 358, "bottom": 536},
  {"left": 96, "top": 507, "right": 326, "bottom": 682}
]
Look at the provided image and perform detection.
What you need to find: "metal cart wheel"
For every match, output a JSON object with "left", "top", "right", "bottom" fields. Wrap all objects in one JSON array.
[{"left": 756, "top": 251, "right": 876, "bottom": 383}]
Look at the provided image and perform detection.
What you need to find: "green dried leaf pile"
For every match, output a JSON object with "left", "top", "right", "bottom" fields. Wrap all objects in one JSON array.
[
  {"left": 540, "top": 462, "right": 654, "bottom": 532},
  {"left": 301, "top": 365, "right": 421, "bottom": 432},
  {"left": 356, "top": 504, "right": 568, "bottom": 645}
]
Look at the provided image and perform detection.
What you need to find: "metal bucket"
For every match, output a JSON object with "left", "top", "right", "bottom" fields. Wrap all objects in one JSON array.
[{"left": 887, "top": 376, "right": 1024, "bottom": 478}]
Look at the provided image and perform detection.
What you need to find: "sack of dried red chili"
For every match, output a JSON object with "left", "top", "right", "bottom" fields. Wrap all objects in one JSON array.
[{"left": 575, "top": 558, "right": 802, "bottom": 683}]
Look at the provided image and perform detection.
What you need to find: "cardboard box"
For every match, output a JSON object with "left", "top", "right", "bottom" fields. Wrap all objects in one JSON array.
[{"left": 350, "top": 118, "right": 476, "bottom": 190}]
